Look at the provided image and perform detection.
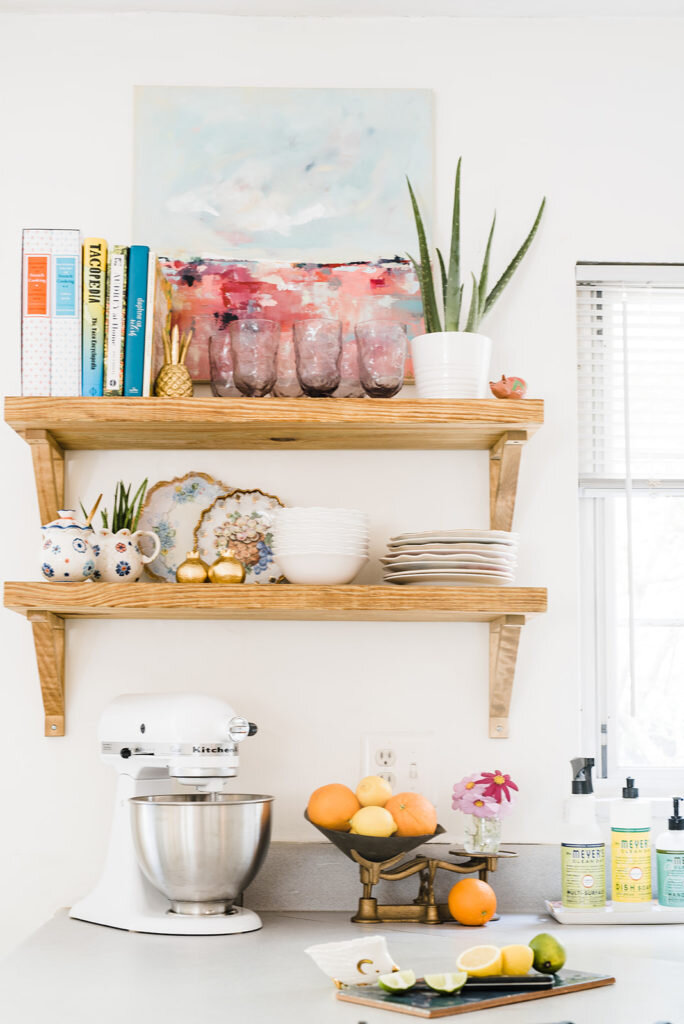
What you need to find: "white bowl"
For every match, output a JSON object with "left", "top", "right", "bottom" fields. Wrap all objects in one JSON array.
[
  {"left": 276, "top": 552, "right": 368, "bottom": 584},
  {"left": 275, "top": 546, "right": 369, "bottom": 557}
]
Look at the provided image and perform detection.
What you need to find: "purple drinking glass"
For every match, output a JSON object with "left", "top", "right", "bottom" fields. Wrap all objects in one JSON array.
[
  {"left": 292, "top": 318, "right": 342, "bottom": 397},
  {"left": 208, "top": 333, "right": 239, "bottom": 397},
  {"left": 229, "top": 318, "right": 280, "bottom": 398},
  {"left": 355, "top": 320, "right": 408, "bottom": 398}
]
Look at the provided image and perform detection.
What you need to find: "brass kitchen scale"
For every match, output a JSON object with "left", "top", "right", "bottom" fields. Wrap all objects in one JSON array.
[{"left": 306, "top": 814, "right": 517, "bottom": 925}]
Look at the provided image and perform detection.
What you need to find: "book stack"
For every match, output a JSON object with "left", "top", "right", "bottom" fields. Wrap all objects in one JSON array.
[{"left": 21, "top": 230, "right": 171, "bottom": 397}]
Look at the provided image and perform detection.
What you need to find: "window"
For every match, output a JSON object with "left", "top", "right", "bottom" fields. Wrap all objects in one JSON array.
[{"left": 577, "top": 264, "right": 684, "bottom": 790}]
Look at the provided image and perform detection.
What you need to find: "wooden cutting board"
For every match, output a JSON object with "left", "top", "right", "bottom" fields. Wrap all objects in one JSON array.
[{"left": 336, "top": 970, "right": 615, "bottom": 1017}]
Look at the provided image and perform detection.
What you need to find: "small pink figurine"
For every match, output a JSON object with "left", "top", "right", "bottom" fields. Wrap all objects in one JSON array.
[{"left": 489, "top": 375, "right": 528, "bottom": 399}]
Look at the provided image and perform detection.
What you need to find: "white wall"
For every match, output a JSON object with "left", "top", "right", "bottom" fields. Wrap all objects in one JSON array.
[{"left": 1, "top": 12, "right": 683, "bottom": 956}]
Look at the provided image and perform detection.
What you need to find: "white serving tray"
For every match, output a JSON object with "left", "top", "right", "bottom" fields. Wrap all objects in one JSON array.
[{"left": 545, "top": 898, "right": 684, "bottom": 924}]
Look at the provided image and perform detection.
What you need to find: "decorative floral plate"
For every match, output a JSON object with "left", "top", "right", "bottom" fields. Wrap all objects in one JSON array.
[
  {"left": 138, "top": 472, "right": 233, "bottom": 582},
  {"left": 194, "top": 489, "right": 284, "bottom": 584}
]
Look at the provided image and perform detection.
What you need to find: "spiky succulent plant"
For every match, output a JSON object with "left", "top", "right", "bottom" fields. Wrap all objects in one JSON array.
[{"left": 407, "top": 159, "right": 545, "bottom": 335}]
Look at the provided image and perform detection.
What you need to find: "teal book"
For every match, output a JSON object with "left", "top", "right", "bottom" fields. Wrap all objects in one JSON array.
[{"left": 123, "top": 244, "right": 150, "bottom": 396}]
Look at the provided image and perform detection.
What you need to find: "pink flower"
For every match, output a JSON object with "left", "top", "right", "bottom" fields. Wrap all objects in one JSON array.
[
  {"left": 460, "top": 791, "right": 500, "bottom": 818},
  {"left": 452, "top": 773, "right": 483, "bottom": 811},
  {"left": 476, "top": 770, "right": 519, "bottom": 804}
]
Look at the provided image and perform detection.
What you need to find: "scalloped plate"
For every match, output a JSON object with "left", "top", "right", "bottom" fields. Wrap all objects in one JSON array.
[{"left": 194, "top": 488, "right": 285, "bottom": 584}]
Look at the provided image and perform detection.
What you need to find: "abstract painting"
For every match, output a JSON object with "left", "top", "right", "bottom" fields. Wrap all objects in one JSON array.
[
  {"left": 133, "top": 86, "right": 433, "bottom": 262},
  {"left": 154, "top": 256, "right": 423, "bottom": 382}
]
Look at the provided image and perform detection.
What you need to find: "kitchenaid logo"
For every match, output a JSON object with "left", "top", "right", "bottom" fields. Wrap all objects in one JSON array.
[{"left": 192, "top": 745, "right": 233, "bottom": 754}]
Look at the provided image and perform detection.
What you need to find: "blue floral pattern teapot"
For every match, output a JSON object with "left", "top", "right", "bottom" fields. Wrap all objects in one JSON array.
[{"left": 41, "top": 509, "right": 97, "bottom": 582}]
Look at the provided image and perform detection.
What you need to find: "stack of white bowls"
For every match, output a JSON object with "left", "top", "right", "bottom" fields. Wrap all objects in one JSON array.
[{"left": 274, "top": 507, "right": 369, "bottom": 584}]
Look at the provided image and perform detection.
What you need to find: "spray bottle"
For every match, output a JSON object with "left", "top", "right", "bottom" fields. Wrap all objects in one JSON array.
[
  {"left": 561, "top": 757, "right": 606, "bottom": 908},
  {"left": 656, "top": 797, "right": 684, "bottom": 907},
  {"left": 610, "top": 776, "right": 651, "bottom": 907}
]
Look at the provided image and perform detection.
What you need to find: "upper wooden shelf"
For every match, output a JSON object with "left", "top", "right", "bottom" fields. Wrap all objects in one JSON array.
[
  {"left": 5, "top": 582, "right": 548, "bottom": 622},
  {"left": 4, "top": 397, "right": 544, "bottom": 451}
]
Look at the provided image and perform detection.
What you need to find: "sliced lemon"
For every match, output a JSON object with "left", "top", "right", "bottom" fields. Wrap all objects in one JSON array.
[
  {"left": 500, "top": 944, "right": 534, "bottom": 976},
  {"left": 378, "top": 969, "right": 417, "bottom": 993},
  {"left": 455, "top": 944, "right": 502, "bottom": 977},
  {"left": 424, "top": 971, "right": 468, "bottom": 994}
]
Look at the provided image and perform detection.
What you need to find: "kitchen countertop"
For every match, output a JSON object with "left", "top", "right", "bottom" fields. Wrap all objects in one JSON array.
[{"left": 0, "top": 909, "right": 681, "bottom": 1023}]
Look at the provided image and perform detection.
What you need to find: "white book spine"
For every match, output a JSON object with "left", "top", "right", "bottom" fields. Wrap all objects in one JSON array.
[
  {"left": 50, "top": 229, "right": 81, "bottom": 396},
  {"left": 142, "top": 250, "right": 156, "bottom": 396},
  {"left": 21, "top": 228, "right": 52, "bottom": 395},
  {"left": 105, "top": 250, "right": 127, "bottom": 395}
]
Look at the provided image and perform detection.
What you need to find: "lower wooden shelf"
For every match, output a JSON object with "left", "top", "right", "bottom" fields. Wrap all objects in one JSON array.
[{"left": 4, "top": 582, "right": 547, "bottom": 738}]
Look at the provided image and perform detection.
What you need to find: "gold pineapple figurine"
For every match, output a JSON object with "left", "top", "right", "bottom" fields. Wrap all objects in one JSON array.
[{"left": 155, "top": 324, "right": 194, "bottom": 398}]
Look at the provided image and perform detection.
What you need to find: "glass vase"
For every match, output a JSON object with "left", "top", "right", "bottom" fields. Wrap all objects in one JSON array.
[{"left": 463, "top": 814, "right": 502, "bottom": 854}]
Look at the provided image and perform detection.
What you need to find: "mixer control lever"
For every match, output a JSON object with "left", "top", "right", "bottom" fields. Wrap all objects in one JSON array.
[
  {"left": 248, "top": 723, "right": 258, "bottom": 737},
  {"left": 120, "top": 747, "right": 132, "bottom": 759}
]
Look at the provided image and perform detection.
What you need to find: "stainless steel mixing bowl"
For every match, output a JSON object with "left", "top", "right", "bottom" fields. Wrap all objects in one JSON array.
[{"left": 130, "top": 794, "right": 273, "bottom": 916}]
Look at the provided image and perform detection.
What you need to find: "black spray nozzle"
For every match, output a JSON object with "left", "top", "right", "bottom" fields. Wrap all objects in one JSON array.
[
  {"left": 570, "top": 757, "right": 595, "bottom": 795},
  {"left": 669, "top": 797, "right": 684, "bottom": 830},
  {"left": 623, "top": 777, "right": 639, "bottom": 798}
]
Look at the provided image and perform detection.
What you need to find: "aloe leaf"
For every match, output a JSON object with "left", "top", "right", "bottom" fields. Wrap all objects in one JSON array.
[
  {"left": 406, "top": 178, "right": 442, "bottom": 333},
  {"left": 406, "top": 252, "right": 440, "bottom": 334},
  {"left": 484, "top": 197, "right": 546, "bottom": 317},
  {"left": 464, "top": 273, "right": 480, "bottom": 332},
  {"left": 131, "top": 478, "right": 148, "bottom": 532},
  {"left": 101, "top": 508, "right": 109, "bottom": 530},
  {"left": 478, "top": 213, "right": 496, "bottom": 313},
  {"left": 445, "top": 158, "right": 462, "bottom": 331},
  {"left": 436, "top": 247, "right": 448, "bottom": 320}
]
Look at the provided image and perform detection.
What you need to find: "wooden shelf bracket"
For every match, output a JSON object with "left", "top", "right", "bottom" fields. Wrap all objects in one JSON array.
[
  {"left": 27, "top": 611, "right": 65, "bottom": 737},
  {"left": 489, "top": 430, "right": 528, "bottom": 532},
  {"left": 25, "top": 429, "right": 64, "bottom": 525},
  {"left": 489, "top": 614, "right": 525, "bottom": 738}
]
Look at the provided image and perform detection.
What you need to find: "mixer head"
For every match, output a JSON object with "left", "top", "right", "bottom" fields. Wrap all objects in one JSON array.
[{"left": 98, "top": 693, "right": 258, "bottom": 787}]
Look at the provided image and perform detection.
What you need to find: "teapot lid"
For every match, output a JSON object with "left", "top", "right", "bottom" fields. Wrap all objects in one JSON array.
[{"left": 42, "top": 509, "right": 90, "bottom": 530}]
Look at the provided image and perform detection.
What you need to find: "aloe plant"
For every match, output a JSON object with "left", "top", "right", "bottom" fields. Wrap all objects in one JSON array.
[
  {"left": 81, "top": 479, "right": 148, "bottom": 533},
  {"left": 407, "top": 159, "right": 545, "bottom": 335}
]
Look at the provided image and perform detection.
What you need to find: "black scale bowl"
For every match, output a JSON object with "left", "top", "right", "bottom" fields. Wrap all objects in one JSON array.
[{"left": 305, "top": 810, "right": 446, "bottom": 863}]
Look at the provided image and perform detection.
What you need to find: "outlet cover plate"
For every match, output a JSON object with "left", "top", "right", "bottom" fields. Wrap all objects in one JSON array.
[{"left": 361, "top": 732, "right": 435, "bottom": 804}]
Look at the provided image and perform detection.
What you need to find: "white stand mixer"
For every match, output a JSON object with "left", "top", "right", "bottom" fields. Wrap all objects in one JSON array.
[{"left": 70, "top": 693, "right": 272, "bottom": 935}]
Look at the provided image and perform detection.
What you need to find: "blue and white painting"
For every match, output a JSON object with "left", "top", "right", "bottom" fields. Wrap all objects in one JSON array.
[{"left": 133, "top": 86, "right": 433, "bottom": 261}]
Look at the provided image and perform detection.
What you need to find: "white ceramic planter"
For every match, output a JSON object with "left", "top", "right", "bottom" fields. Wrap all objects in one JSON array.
[{"left": 409, "top": 331, "right": 492, "bottom": 398}]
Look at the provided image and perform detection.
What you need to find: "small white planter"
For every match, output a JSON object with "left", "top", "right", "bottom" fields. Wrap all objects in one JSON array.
[{"left": 409, "top": 331, "right": 492, "bottom": 398}]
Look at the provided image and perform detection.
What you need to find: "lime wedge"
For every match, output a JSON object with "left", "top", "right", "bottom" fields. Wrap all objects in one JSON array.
[
  {"left": 424, "top": 972, "right": 468, "bottom": 994},
  {"left": 378, "top": 969, "right": 417, "bottom": 993}
]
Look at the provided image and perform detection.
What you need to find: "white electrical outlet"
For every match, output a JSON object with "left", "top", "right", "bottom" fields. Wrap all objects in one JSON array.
[{"left": 361, "top": 733, "right": 434, "bottom": 801}]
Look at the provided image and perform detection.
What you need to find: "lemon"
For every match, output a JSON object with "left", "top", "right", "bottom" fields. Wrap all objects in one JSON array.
[
  {"left": 500, "top": 944, "right": 534, "bottom": 976},
  {"left": 378, "top": 969, "right": 416, "bottom": 992},
  {"left": 424, "top": 972, "right": 467, "bottom": 994},
  {"left": 529, "top": 933, "right": 566, "bottom": 975},
  {"left": 349, "top": 805, "right": 398, "bottom": 837},
  {"left": 356, "top": 775, "right": 393, "bottom": 807},
  {"left": 455, "top": 945, "right": 502, "bottom": 977}
]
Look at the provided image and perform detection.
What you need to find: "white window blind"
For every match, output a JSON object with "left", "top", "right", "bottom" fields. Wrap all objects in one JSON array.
[{"left": 577, "top": 265, "right": 684, "bottom": 784}]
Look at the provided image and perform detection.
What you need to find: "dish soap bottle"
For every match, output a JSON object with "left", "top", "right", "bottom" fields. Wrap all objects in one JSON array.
[
  {"left": 610, "top": 776, "right": 652, "bottom": 908},
  {"left": 656, "top": 797, "right": 684, "bottom": 907},
  {"left": 561, "top": 757, "right": 606, "bottom": 908}
]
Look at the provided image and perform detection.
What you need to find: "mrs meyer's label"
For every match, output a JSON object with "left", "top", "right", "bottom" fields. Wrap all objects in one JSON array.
[
  {"left": 611, "top": 827, "right": 652, "bottom": 902},
  {"left": 561, "top": 843, "right": 606, "bottom": 907}
]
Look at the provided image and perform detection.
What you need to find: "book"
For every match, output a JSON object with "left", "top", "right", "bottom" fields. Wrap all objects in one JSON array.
[
  {"left": 141, "top": 250, "right": 158, "bottom": 396},
  {"left": 104, "top": 245, "right": 128, "bottom": 396},
  {"left": 50, "top": 230, "right": 81, "bottom": 396},
  {"left": 123, "top": 245, "right": 150, "bottom": 396},
  {"left": 21, "top": 228, "right": 52, "bottom": 395},
  {"left": 81, "top": 238, "right": 107, "bottom": 396}
]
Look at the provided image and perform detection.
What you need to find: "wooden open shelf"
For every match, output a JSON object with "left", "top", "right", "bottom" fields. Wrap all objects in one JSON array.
[{"left": 3, "top": 396, "right": 546, "bottom": 740}]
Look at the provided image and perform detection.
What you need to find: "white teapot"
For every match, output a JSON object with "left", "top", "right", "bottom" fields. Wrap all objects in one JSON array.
[
  {"left": 40, "top": 510, "right": 97, "bottom": 581},
  {"left": 92, "top": 528, "right": 161, "bottom": 582}
]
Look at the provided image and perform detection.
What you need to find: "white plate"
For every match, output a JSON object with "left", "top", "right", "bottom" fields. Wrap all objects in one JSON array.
[
  {"left": 389, "top": 534, "right": 518, "bottom": 547},
  {"left": 384, "top": 562, "right": 514, "bottom": 575},
  {"left": 381, "top": 552, "right": 517, "bottom": 565},
  {"left": 195, "top": 488, "right": 285, "bottom": 583},
  {"left": 139, "top": 471, "right": 233, "bottom": 583},
  {"left": 384, "top": 571, "right": 513, "bottom": 586},
  {"left": 384, "top": 544, "right": 518, "bottom": 559},
  {"left": 391, "top": 529, "right": 518, "bottom": 542},
  {"left": 545, "top": 899, "right": 684, "bottom": 925}
]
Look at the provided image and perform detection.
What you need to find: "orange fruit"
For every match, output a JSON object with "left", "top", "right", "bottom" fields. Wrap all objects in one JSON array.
[
  {"left": 384, "top": 792, "right": 437, "bottom": 836},
  {"left": 307, "top": 783, "right": 361, "bottom": 832},
  {"left": 448, "top": 879, "right": 497, "bottom": 926}
]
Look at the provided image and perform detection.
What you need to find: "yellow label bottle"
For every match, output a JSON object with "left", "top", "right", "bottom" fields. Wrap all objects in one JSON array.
[{"left": 610, "top": 777, "right": 652, "bottom": 906}]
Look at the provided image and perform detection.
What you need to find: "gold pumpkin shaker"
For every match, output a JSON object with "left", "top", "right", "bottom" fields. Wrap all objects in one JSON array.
[
  {"left": 208, "top": 549, "right": 246, "bottom": 584},
  {"left": 176, "top": 550, "right": 210, "bottom": 583}
]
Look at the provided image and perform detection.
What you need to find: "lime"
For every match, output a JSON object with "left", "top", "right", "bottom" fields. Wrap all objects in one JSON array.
[
  {"left": 424, "top": 972, "right": 468, "bottom": 994},
  {"left": 529, "top": 933, "right": 566, "bottom": 974},
  {"left": 378, "top": 969, "right": 417, "bottom": 992}
]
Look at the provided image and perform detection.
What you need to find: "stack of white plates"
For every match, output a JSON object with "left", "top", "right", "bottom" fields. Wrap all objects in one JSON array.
[
  {"left": 382, "top": 529, "right": 518, "bottom": 586},
  {"left": 274, "top": 507, "right": 369, "bottom": 584}
]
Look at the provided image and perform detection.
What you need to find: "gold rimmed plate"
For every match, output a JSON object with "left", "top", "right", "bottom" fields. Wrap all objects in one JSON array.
[{"left": 194, "top": 488, "right": 285, "bottom": 584}]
